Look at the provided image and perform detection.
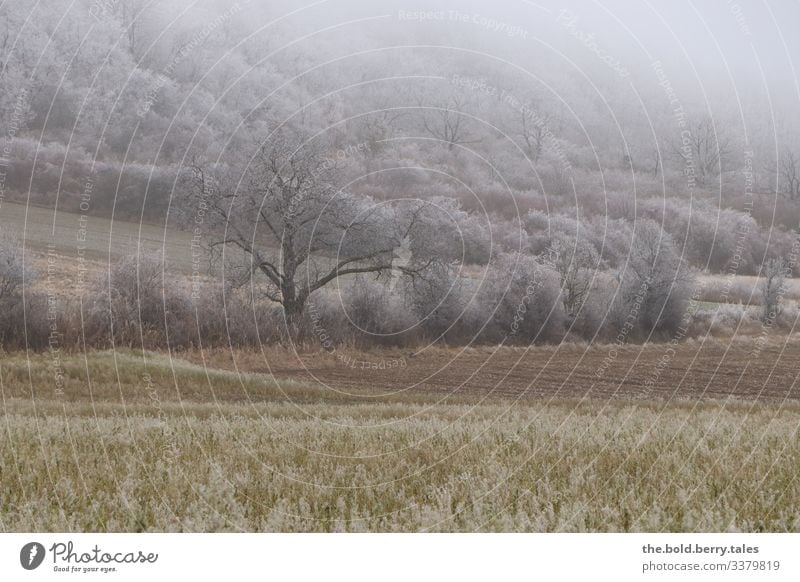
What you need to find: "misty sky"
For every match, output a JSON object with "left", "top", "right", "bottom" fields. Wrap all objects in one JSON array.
[{"left": 273, "top": 0, "right": 799, "bottom": 98}]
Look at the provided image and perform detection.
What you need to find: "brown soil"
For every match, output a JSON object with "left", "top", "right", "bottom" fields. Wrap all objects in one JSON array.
[{"left": 181, "top": 337, "right": 800, "bottom": 403}]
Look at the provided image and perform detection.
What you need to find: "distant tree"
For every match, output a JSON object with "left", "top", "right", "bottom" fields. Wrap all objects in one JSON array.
[
  {"left": 778, "top": 150, "right": 800, "bottom": 201},
  {"left": 614, "top": 219, "right": 694, "bottom": 337},
  {"left": 111, "top": 0, "right": 155, "bottom": 61},
  {"left": 646, "top": 146, "right": 662, "bottom": 178},
  {"left": 419, "top": 94, "right": 480, "bottom": 151},
  {"left": 514, "top": 95, "right": 554, "bottom": 163},
  {"left": 761, "top": 257, "right": 785, "bottom": 322},
  {"left": 548, "top": 234, "right": 601, "bottom": 320},
  {"left": 671, "top": 116, "right": 732, "bottom": 185}
]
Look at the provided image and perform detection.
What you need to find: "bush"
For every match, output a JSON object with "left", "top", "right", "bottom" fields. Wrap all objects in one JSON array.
[
  {"left": 608, "top": 220, "right": 694, "bottom": 340},
  {"left": 343, "top": 278, "right": 417, "bottom": 347},
  {"left": 0, "top": 236, "right": 44, "bottom": 350},
  {"left": 409, "top": 265, "right": 474, "bottom": 344},
  {"left": 0, "top": 292, "right": 52, "bottom": 350},
  {"left": 477, "top": 253, "right": 565, "bottom": 345},
  {"left": 0, "top": 237, "right": 27, "bottom": 302},
  {"left": 85, "top": 251, "right": 194, "bottom": 349},
  {"left": 194, "top": 285, "right": 284, "bottom": 348}
]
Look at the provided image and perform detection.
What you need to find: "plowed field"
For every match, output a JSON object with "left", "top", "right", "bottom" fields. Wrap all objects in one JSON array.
[{"left": 186, "top": 337, "right": 800, "bottom": 404}]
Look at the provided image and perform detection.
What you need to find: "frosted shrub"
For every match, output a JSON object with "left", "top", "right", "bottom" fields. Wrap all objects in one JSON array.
[
  {"left": 343, "top": 277, "right": 417, "bottom": 347},
  {"left": 409, "top": 265, "right": 474, "bottom": 344},
  {"left": 477, "top": 253, "right": 565, "bottom": 345},
  {"left": 88, "top": 251, "right": 194, "bottom": 348}
]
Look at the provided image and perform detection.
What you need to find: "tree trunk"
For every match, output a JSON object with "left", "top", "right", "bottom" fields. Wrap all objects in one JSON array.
[{"left": 283, "top": 298, "right": 305, "bottom": 342}]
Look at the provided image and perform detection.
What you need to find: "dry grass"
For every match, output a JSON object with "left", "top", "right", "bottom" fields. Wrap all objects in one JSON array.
[
  {"left": 697, "top": 273, "right": 800, "bottom": 306},
  {"left": 1, "top": 350, "right": 799, "bottom": 532},
  {"left": 0, "top": 201, "right": 192, "bottom": 265}
]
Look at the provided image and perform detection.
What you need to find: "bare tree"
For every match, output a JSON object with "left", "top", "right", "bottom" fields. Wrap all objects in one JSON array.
[
  {"left": 420, "top": 95, "right": 480, "bottom": 151},
  {"left": 354, "top": 88, "right": 408, "bottom": 147},
  {"left": 616, "top": 219, "right": 694, "bottom": 336},
  {"left": 778, "top": 150, "right": 800, "bottom": 201},
  {"left": 515, "top": 96, "right": 554, "bottom": 162},
  {"left": 112, "top": 0, "right": 150, "bottom": 60},
  {"left": 761, "top": 257, "right": 785, "bottom": 322},
  {"left": 548, "top": 234, "right": 601, "bottom": 320},
  {"left": 633, "top": 145, "right": 663, "bottom": 178},
  {"left": 672, "top": 116, "right": 732, "bottom": 185},
  {"left": 187, "top": 129, "right": 445, "bottom": 334},
  {"left": 519, "top": 113, "right": 547, "bottom": 162}
]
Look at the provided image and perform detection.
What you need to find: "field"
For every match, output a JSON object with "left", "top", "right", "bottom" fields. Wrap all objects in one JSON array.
[
  {"left": 0, "top": 201, "right": 191, "bottom": 264},
  {"left": 1, "top": 349, "right": 799, "bottom": 532},
  {"left": 184, "top": 339, "right": 800, "bottom": 403},
  {"left": 695, "top": 273, "right": 800, "bottom": 305},
  {"left": 2, "top": 204, "right": 800, "bottom": 532},
  {"left": 0, "top": 201, "right": 209, "bottom": 297}
]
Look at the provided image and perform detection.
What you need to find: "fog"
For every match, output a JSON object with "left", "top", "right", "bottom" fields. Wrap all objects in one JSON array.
[{"left": 2, "top": 0, "right": 800, "bottom": 348}]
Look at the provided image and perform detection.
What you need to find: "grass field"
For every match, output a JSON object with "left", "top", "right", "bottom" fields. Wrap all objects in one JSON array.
[
  {"left": 0, "top": 201, "right": 191, "bottom": 264},
  {"left": 1, "top": 350, "right": 799, "bottom": 532}
]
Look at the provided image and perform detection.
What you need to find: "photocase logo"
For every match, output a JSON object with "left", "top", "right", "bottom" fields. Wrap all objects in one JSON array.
[
  {"left": 20, "top": 542, "right": 46, "bottom": 570},
  {"left": 388, "top": 235, "right": 413, "bottom": 291}
]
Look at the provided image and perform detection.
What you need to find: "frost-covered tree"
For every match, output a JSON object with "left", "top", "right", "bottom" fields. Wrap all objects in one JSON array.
[
  {"left": 761, "top": 257, "right": 785, "bottom": 323},
  {"left": 188, "top": 128, "right": 449, "bottom": 333}
]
